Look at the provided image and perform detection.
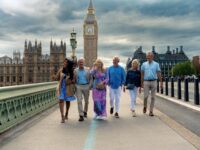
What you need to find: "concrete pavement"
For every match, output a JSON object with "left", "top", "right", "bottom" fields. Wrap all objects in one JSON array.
[{"left": 0, "top": 91, "right": 199, "bottom": 150}]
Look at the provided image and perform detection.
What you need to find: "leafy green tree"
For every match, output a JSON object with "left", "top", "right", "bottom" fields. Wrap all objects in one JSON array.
[{"left": 172, "top": 61, "right": 195, "bottom": 76}]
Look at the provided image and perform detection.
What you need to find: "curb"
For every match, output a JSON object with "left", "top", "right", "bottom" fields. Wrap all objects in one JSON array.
[{"left": 156, "top": 93, "right": 200, "bottom": 112}]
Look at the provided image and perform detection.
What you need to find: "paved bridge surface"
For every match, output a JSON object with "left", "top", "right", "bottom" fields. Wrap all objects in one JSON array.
[{"left": 0, "top": 92, "right": 199, "bottom": 150}]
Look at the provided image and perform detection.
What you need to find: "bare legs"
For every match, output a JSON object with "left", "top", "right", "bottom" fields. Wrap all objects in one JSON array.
[
  {"left": 59, "top": 100, "right": 70, "bottom": 123},
  {"left": 65, "top": 101, "right": 70, "bottom": 120},
  {"left": 59, "top": 100, "right": 65, "bottom": 123}
]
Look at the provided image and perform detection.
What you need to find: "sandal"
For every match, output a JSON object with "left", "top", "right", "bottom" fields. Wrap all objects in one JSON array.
[
  {"left": 65, "top": 112, "right": 68, "bottom": 120},
  {"left": 61, "top": 115, "right": 65, "bottom": 123}
]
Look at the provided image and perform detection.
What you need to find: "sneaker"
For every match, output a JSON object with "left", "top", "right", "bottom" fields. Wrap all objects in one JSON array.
[
  {"left": 78, "top": 116, "right": 84, "bottom": 122},
  {"left": 132, "top": 111, "right": 136, "bottom": 117},
  {"left": 96, "top": 116, "right": 101, "bottom": 120},
  {"left": 84, "top": 112, "right": 87, "bottom": 118},
  {"left": 143, "top": 107, "right": 147, "bottom": 114},
  {"left": 115, "top": 112, "right": 119, "bottom": 118},
  {"left": 149, "top": 112, "right": 154, "bottom": 117},
  {"left": 110, "top": 107, "right": 114, "bottom": 114},
  {"left": 93, "top": 113, "right": 98, "bottom": 119}
]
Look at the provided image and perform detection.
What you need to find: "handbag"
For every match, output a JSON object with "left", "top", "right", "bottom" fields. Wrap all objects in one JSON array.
[
  {"left": 126, "top": 83, "right": 135, "bottom": 90},
  {"left": 96, "top": 83, "right": 106, "bottom": 90},
  {"left": 66, "top": 78, "right": 76, "bottom": 96}
]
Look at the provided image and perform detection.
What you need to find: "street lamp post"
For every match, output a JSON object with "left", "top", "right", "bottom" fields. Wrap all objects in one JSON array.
[{"left": 70, "top": 29, "right": 77, "bottom": 62}]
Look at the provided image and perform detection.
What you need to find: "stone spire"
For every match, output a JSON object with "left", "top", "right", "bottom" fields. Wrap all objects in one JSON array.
[
  {"left": 85, "top": 0, "right": 96, "bottom": 23},
  {"left": 88, "top": 0, "right": 94, "bottom": 9},
  {"left": 87, "top": 0, "right": 95, "bottom": 14}
]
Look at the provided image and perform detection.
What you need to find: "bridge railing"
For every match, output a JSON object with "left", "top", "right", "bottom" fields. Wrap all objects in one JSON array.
[
  {"left": 0, "top": 82, "right": 58, "bottom": 134},
  {"left": 157, "top": 77, "right": 199, "bottom": 105}
]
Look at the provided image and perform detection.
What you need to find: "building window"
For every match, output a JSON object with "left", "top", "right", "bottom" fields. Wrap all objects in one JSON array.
[
  {"left": 19, "top": 76, "right": 22, "bottom": 82},
  {"left": 0, "top": 76, "right": 3, "bottom": 82},
  {"left": 19, "top": 67, "right": 22, "bottom": 74},
  {"left": 7, "top": 67, "right": 9, "bottom": 74},
  {"left": 7, "top": 76, "right": 10, "bottom": 82},
  {"left": 28, "top": 76, "right": 33, "bottom": 83},
  {"left": 54, "top": 65, "right": 58, "bottom": 73},
  {"left": 0, "top": 67, "right": 3, "bottom": 74},
  {"left": 12, "top": 67, "right": 16, "bottom": 74},
  {"left": 13, "top": 76, "right": 16, "bottom": 82}
]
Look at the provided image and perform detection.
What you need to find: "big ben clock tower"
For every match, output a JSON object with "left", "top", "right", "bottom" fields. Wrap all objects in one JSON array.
[{"left": 84, "top": 0, "right": 98, "bottom": 67}]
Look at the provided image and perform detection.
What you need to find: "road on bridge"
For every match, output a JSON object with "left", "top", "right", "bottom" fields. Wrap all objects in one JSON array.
[{"left": 0, "top": 92, "right": 198, "bottom": 150}]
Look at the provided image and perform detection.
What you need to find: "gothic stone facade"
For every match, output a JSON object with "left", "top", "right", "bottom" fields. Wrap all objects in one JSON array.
[
  {"left": 83, "top": 0, "right": 98, "bottom": 67},
  {"left": 126, "top": 46, "right": 189, "bottom": 77},
  {"left": 0, "top": 40, "right": 66, "bottom": 87}
]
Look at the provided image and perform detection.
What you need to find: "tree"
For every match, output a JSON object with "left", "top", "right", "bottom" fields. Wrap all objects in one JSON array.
[{"left": 172, "top": 61, "right": 195, "bottom": 77}]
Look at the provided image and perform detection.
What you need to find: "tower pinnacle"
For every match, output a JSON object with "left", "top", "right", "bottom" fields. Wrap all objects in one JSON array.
[{"left": 88, "top": 0, "right": 93, "bottom": 9}]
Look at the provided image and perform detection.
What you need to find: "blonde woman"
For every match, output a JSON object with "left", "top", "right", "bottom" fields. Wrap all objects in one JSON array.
[
  {"left": 90, "top": 59, "right": 109, "bottom": 119},
  {"left": 123, "top": 59, "right": 141, "bottom": 117}
]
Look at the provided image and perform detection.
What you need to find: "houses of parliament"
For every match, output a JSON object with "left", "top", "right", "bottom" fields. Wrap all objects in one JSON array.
[{"left": 0, "top": 40, "right": 66, "bottom": 87}]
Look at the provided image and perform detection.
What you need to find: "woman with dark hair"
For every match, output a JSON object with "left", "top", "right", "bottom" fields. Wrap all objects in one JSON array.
[{"left": 56, "top": 58, "right": 76, "bottom": 123}]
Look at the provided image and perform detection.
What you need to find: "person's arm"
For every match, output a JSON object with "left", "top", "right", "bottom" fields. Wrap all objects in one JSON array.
[
  {"left": 90, "top": 65, "right": 97, "bottom": 76},
  {"left": 138, "top": 71, "right": 142, "bottom": 93},
  {"left": 124, "top": 71, "right": 129, "bottom": 86},
  {"left": 157, "top": 63, "right": 163, "bottom": 89},
  {"left": 140, "top": 64, "right": 144, "bottom": 88},
  {"left": 141, "top": 72, "right": 144, "bottom": 88},
  {"left": 73, "top": 69, "right": 77, "bottom": 83},
  {"left": 121, "top": 67, "right": 126, "bottom": 86},
  {"left": 107, "top": 67, "right": 110, "bottom": 86},
  {"left": 55, "top": 68, "right": 62, "bottom": 81},
  {"left": 102, "top": 68, "right": 109, "bottom": 85},
  {"left": 123, "top": 71, "right": 129, "bottom": 92},
  {"left": 157, "top": 71, "right": 163, "bottom": 89}
]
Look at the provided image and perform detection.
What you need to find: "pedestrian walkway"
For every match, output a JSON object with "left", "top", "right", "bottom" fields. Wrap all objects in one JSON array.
[{"left": 0, "top": 92, "right": 198, "bottom": 150}]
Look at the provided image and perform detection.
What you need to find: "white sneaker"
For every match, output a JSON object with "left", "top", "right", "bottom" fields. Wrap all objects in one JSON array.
[
  {"left": 96, "top": 116, "right": 101, "bottom": 120},
  {"left": 93, "top": 113, "right": 98, "bottom": 119},
  {"left": 132, "top": 111, "right": 136, "bottom": 117}
]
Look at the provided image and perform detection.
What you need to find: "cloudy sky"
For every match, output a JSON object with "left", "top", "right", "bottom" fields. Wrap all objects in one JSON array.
[{"left": 0, "top": 0, "right": 200, "bottom": 66}]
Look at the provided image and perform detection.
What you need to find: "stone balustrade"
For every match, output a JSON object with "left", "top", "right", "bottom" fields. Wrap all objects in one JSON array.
[{"left": 0, "top": 82, "right": 58, "bottom": 133}]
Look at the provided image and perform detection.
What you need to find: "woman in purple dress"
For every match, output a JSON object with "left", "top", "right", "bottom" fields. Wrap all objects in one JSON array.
[{"left": 90, "top": 59, "right": 109, "bottom": 119}]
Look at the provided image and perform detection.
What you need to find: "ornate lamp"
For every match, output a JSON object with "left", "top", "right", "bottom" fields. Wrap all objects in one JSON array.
[{"left": 70, "top": 28, "right": 77, "bottom": 61}]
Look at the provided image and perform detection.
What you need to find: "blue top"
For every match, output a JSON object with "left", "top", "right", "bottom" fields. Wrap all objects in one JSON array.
[
  {"left": 141, "top": 61, "right": 161, "bottom": 80},
  {"left": 108, "top": 65, "right": 126, "bottom": 89},
  {"left": 125, "top": 70, "right": 141, "bottom": 87},
  {"left": 58, "top": 74, "right": 76, "bottom": 101},
  {"left": 77, "top": 69, "right": 88, "bottom": 85}
]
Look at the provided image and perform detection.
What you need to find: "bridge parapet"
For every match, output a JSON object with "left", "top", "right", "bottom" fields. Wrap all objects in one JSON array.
[{"left": 0, "top": 82, "right": 58, "bottom": 134}]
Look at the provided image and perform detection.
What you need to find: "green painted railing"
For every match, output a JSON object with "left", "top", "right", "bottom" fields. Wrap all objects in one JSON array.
[{"left": 0, "top": 82, "right": 58, "bottom": 133}]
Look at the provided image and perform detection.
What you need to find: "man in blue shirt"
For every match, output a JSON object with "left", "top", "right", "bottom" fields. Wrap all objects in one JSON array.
[
  {"left": 141, "top": 52, "right": 163, "bottom": 116},
  {"left": 74, "top": 58, "right": 92, "bottom": 122},
  {"left": 108, "top": 56, "right": 126, "bottom": 118}
]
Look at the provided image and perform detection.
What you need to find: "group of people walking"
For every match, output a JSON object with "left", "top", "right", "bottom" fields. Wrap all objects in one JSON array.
[{"left": 56, "top": 52, "right": 163, "bottom": 123}]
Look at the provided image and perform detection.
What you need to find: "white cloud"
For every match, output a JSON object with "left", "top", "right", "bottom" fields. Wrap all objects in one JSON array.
[{"left": 0, "top": 0, "right": 59, "bottom": 17}]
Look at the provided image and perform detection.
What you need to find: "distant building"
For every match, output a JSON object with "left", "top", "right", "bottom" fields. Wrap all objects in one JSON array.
[
  {"left": 126, "top": 46, "right": 189, "bottom": 77},
  {"left": 192, "top": 56, "right": 200, "bottom": 75},
  {"left": 0, "top": 40, "right": 66, "bottom": 87}
]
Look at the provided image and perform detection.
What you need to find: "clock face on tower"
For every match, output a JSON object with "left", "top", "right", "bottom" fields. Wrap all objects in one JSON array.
[{"left": 85, "top": 25, "right": 94, "bottom": 35}]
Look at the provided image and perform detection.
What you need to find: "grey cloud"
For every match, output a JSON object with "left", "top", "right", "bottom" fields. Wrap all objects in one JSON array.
[
  {"left": 0, "top": 0, "right": 199, "bottom": 60},
  {"left": 56, "top": 0, "right": 85, "bottom": 22}
]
